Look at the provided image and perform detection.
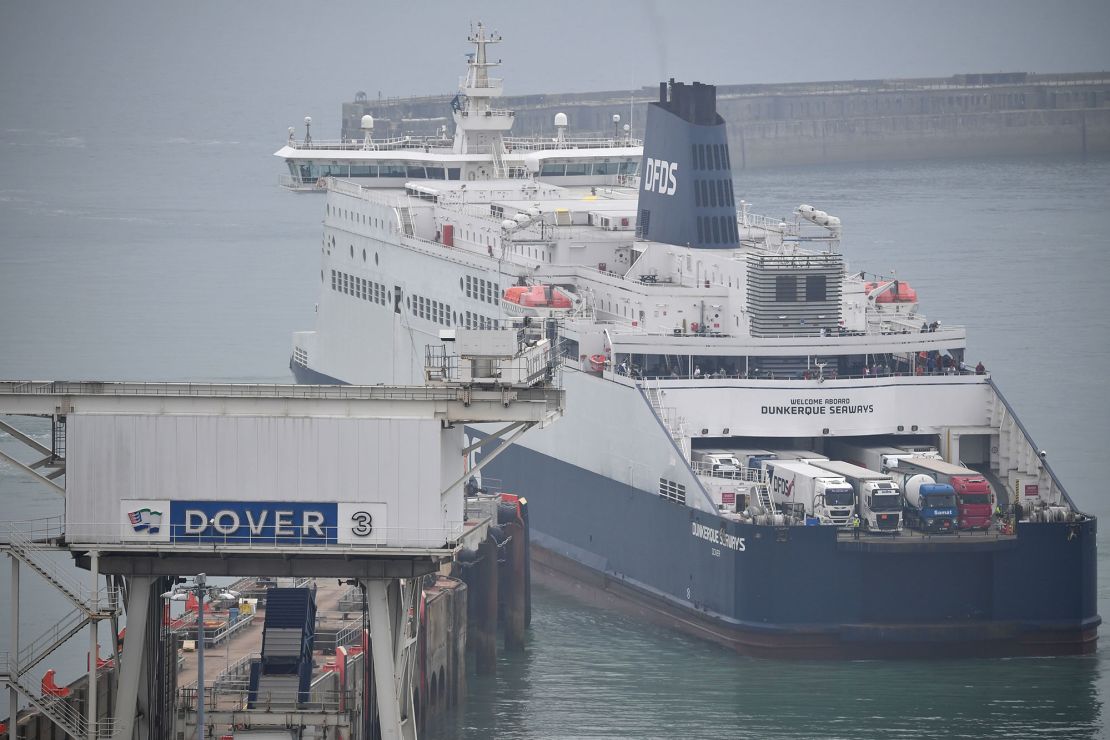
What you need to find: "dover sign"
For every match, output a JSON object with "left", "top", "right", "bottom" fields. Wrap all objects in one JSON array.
[{"left": 120, "top": 499, "right": 387, "bottom": 546}]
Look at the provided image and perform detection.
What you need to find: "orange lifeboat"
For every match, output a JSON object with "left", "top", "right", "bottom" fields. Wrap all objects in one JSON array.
[
  {"left": 503, "top": 286, "right": 528, "bottom": 304},
  {"left": 893, "top": 282, "right": 918, "bottom": 302},
  {"left": 520, "top": 285, "right": 550, "bottom": 307}
]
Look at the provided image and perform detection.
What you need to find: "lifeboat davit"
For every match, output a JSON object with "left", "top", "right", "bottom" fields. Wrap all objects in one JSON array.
[{"left": 869, "top": 280, "right": 918, "bottom": 303}]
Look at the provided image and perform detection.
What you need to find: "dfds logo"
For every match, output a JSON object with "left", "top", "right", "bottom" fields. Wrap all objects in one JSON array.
[
  {"left": 643, "top": 157, "right": 678, "bottom": 195},
  {"left": 772, "top": 476, "right": 795, "bottom": 498}
]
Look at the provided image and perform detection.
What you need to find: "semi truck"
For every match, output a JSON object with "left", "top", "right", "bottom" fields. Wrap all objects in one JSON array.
[
  {"left": 887, "top": 456, "right": 993, "bottom": 530},
  {"left": 762, "top": 459, "right": 856, "bottom": 526},
  {"left": 810, "top": 459, "right": 903, "bottom": 532},
  {"left": 887, "top": 471, "right": 959, "bottom": 533},
  {"left": 825, "top": 440, "right": 939, "bottom": 476},
  {"left": 691, "top": 449, "right": 742, "bottom": 478}
]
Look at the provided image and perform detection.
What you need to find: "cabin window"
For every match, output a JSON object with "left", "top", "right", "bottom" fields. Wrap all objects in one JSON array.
[
  {"left": 776, "top": 275, "right": 799, "bottom": 302},
  {"left": 806, "top": 275, "right": 827, "bottom": 302}
]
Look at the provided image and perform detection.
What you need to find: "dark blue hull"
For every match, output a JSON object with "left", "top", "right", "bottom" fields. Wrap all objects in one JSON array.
[
  {"left": 289, "top": 358, "right": 1097, "bottom": 657},
  {"left": 479, "top": 435, "right": 1099, "bottom": 658}
]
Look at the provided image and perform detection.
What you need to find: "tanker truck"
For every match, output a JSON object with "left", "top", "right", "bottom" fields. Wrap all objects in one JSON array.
[
  {"left": 762, "top": 460, "right": 856, "bottom": 526},
  {"left": 891, "top": 472, "right": 959, "bottom": 533},
  {"left": 886, "top": 456, "right": 992, "bottom": 530},
  {"left": 810, "top": 459, "right": 903, "bottom": 533}
]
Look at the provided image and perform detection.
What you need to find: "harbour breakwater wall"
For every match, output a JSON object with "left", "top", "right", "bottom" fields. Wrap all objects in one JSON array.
[{"left": 340, "top": 72, "right": 1110, "bottom": 167}]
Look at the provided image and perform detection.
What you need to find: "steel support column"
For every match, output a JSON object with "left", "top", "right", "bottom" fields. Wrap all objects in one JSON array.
[{"left": 111, "top": 576, "right": 153, "bottom": 740}]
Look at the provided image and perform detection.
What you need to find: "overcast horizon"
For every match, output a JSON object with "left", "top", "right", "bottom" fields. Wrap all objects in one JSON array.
[{"left": 2, "top": 0, "right": 1109, "bottom": 140}]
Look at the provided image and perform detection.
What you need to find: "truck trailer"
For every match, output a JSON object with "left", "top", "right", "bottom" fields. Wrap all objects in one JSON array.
[
  {"left": 810, "top": 459, "right": 903, "bottom": 532},
  {"left": 762, "top": 459, "right": 855, "bottom": 527}
]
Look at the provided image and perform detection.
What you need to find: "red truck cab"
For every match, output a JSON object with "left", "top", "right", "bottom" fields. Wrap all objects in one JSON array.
[{"left": 951, "top": 475, "right": 992, "bottom": 529}]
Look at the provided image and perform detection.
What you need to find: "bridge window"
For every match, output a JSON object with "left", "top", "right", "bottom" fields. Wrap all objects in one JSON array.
[
  {"left": 618, "top": 160, "right": 638, "bottom": 175},
  {"left": 407, "top": 165, "right": 427, "bottom": 178},
  {"left": 565, "top": 162, "right": 589, "bottom": 176},
  {"left": 380, "top": 164, "right": 406, "bottom": 178},
  {"left": 806, "top": 275, "right": 827, "bottom": 302},
  {"left": 540, "top": 162, "right": 566, "bottom": 176},
  {"left": 776, "top": 275, "right": 798, "bottom": 302},
  {"left": 595, "top": 161, "right": 618, "bottom": 175}
]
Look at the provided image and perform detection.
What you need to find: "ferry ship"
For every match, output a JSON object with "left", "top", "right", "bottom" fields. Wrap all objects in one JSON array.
[{"left": 282, "top": 25, "right": 1098, "bottom": 658}]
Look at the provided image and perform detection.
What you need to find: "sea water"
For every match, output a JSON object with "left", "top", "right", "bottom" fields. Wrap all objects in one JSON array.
[{"left": 0, "top": 118, "right": 1107, "bottom": 736}]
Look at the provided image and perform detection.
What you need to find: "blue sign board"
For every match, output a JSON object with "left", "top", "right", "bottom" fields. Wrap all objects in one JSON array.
[{"left": 169, "top": 501, "right": 338, "bottom": 545}]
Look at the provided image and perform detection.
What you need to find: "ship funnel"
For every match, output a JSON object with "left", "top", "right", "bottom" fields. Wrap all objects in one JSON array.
[{"left": 636, "top": 79, "right": 738, "bottom": 249}]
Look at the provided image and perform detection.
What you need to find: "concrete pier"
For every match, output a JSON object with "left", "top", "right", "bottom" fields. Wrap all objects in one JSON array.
[{"left": 341, "top": 71, "right": 1110, "bottom": 167}]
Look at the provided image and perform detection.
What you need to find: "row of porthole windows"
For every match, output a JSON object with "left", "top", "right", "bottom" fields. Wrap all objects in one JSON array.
[
  {"left": 463, "top": 275, "right": 499, "bottom": 304},
  {"left": 328, "top": 203, "right": 387, "bottom": 231},
  {"left": 347, "top": 244, "right": 380, "bottom": 264},
  {"left": 694, "top": 179, "right": 736, "bottom": 209},
  {"left": 697, "top": 215, "right": 739, "bottom": 245},
  {"left": 331, "top": 269, "right": 388, "bottom": 306},
  {"left": 692, "top": 143, "right": 730, "bottom": 172},
  {"left": 409, "top": 294, "right": 452, "bottom": 326}
]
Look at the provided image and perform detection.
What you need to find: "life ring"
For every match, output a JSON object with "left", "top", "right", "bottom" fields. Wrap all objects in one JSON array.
[{"left": 315, "top": 177, "right": 328, "bottom": 189}]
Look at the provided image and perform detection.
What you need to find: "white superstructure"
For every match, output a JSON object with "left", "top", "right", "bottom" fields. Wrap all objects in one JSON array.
[{"left": 288, "top": 24, "right": 1072, "bottom": 528}]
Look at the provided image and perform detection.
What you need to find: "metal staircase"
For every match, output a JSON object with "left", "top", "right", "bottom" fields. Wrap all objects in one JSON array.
[
  {"left": 642, "top": 381, "right": 691, "bottom": 459},
  {"left": 397, "top": 206, "right": 416, "bottom": 237},
  {"left": 3, "top": 523, "right": 121, "bottom": 740},
  {"left": 753, "top": 482, "right": 776, "bottom": 514},
  {"left": 7, "top": 528, "right": 117, "bottom": 617},
  {"left": 0, "top": 653, "right": 114, "bottom": 739},
  {"left": 16, "top": 607, "right": 92, "bottom": 677},
  {"left": 490, "top": 139, "right": 507, "bottom": 179}
]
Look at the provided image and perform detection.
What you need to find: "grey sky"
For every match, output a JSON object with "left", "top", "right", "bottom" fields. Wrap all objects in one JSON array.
[{"left": 2, "top": 0, "right": 1108, "bottom": 137}]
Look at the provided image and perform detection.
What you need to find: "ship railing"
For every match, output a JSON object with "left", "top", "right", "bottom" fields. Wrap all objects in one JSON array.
[
  {"left": 177, "top": 685, "right": 352, "bottom": 713},
  {"left": 456, "top": 107, "right": 516, "bottom": 118},
  {"left": 284, "top": 135, "right": 453, "bottom": 152},
  {"left": 503, "top": 136, "right": 643, "bottom": 151},
  {"left": 740, "top": 212, "right": 801, "bottom": 236},
  {"left": 0, "top": 380, "right": 545, "bottom": 403}
]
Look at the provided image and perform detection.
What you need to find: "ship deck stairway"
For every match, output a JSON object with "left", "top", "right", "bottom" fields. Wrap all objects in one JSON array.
[
  {"left": 398, "top": 206, "right": 416, "bottom": 237},
  {"left": 641, "top": 380, "right": 690, "bottom": 459},
  {"left": 490, "top": 140, "right": 507, "bottom": 179}
]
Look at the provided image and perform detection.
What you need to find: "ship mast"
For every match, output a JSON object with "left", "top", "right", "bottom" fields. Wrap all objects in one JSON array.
[{"left": 452, "top": 22, "right": 514, "bottom": 164}]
